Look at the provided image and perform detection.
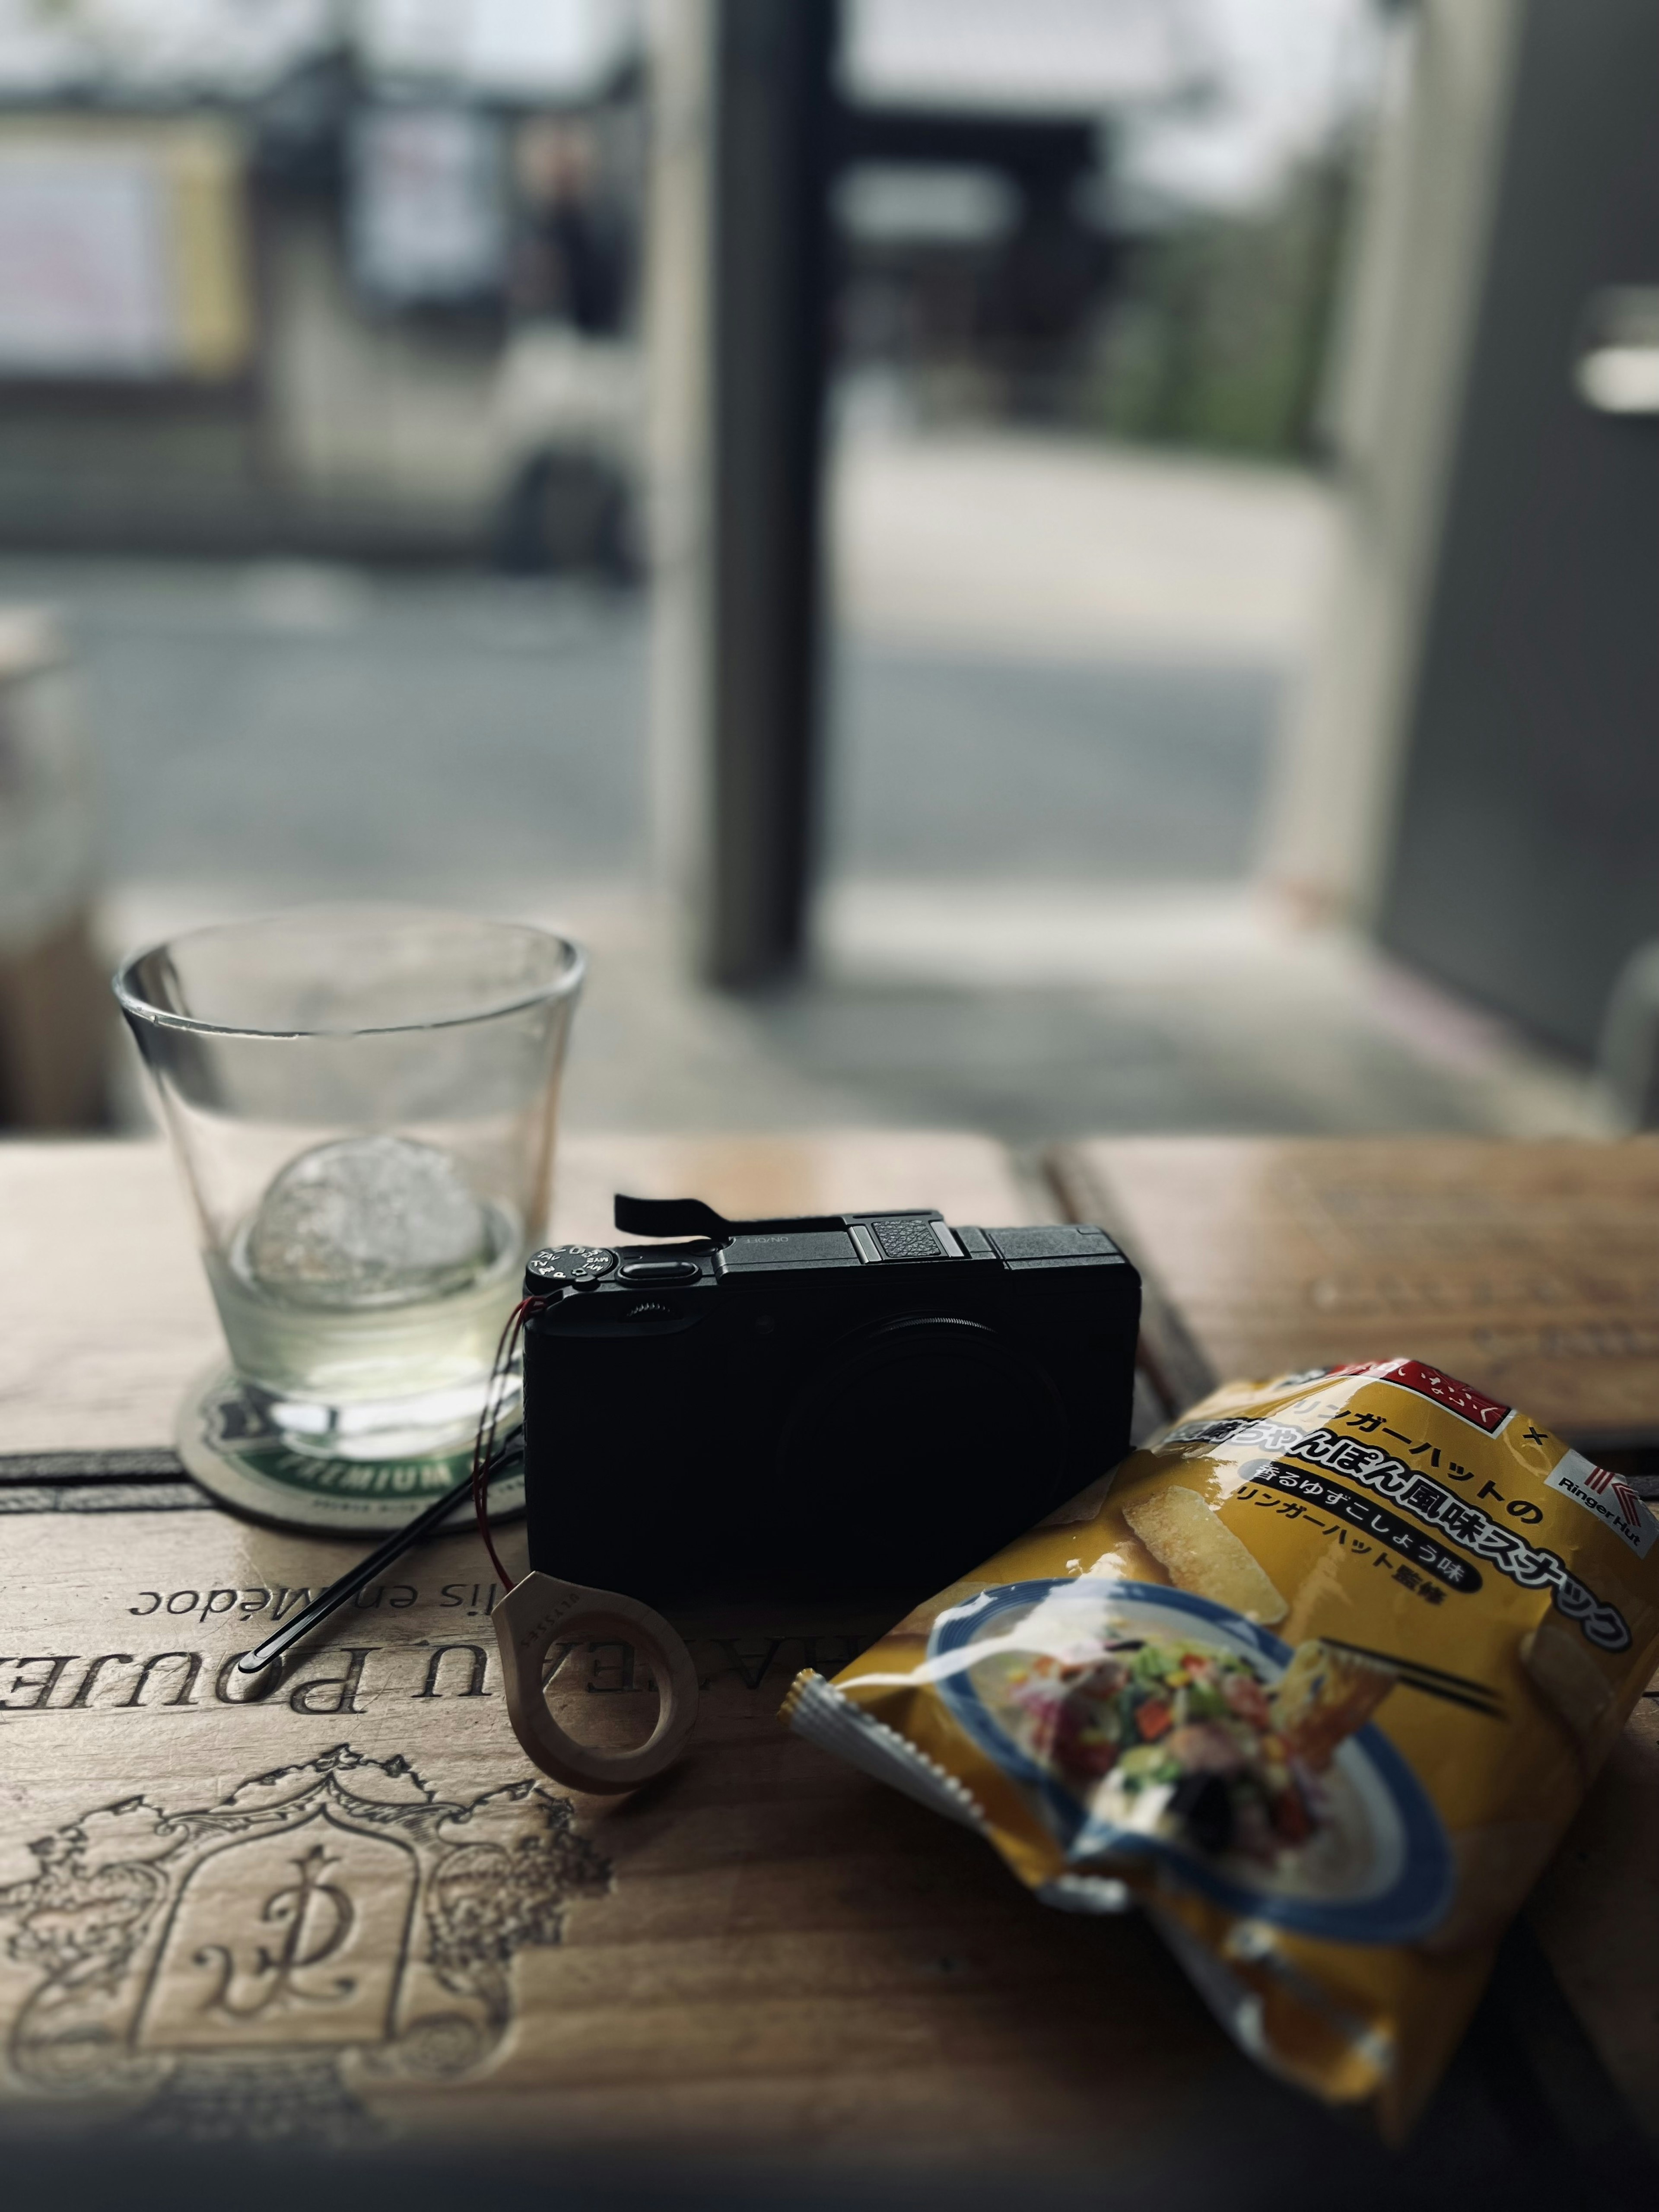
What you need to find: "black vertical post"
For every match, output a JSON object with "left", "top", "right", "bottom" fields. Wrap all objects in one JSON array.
[{"left": 703, "top": 0, "right": 838, "bottom": 986}]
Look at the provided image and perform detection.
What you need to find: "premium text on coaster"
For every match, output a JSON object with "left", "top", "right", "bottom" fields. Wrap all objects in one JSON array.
[{"left": 175, "top": 1363, "right": 526, "bottom": 1536}]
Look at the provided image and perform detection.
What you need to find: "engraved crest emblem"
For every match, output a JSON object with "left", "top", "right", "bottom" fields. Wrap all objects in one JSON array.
[{"left": 0, "top": 1745, "right": 611, "bottom": 2139}]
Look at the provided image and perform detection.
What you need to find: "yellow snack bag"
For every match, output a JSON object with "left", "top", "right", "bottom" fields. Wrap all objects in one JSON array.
[{"left": 781, "top": 1357, "right": 1659, "bottom": 2137}]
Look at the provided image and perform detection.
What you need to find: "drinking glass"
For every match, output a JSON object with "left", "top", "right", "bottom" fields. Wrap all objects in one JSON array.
[{"left": 115, "top": 906, "right": 584, "bottom": 1460}]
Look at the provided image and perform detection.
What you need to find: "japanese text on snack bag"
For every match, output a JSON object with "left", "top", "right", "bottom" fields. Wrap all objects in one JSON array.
[{"left": 1164, "top": 1415, "right": 1633, "bottom": 1652}]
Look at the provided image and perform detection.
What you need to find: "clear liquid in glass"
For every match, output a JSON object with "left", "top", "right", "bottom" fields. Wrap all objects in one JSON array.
[{"left": 207, "top": 1135, "right": 523, "bottom": 1458}]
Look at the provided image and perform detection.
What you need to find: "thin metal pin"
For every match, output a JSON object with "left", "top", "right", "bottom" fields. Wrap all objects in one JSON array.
[{"left": 236, "top": 1445, "right": 517, "bottom": 1680}]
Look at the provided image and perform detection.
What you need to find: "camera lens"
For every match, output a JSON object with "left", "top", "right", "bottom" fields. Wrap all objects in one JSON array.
[{"left": 775, "top": 1317, "right": 1071, "bottom": 1596}]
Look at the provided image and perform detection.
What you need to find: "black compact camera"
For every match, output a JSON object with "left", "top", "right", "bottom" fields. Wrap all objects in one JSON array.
[{"left": 518, "top": 1193, "right": 1141, "bottom": 1604}]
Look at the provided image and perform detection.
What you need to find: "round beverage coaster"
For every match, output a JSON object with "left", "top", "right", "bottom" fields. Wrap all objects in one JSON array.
[{"left": 175, "top": 1362, "right": 527, "bottom": 1537}]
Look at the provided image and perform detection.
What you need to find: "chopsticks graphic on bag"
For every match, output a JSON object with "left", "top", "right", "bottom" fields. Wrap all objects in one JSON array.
[{"left": 1319, "top": 1637, "right": 1507, "bottom": 1722}]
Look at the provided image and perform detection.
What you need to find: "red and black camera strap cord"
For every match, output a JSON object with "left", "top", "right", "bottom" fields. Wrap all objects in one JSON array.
[{"left": 468, "top": 1293, "right": 546, "bottom": 1593}]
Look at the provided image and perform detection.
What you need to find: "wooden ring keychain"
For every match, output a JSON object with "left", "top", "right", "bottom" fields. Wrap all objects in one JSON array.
[{"left": 493, "top": 1571, "right": 699, "bottom": 1794}]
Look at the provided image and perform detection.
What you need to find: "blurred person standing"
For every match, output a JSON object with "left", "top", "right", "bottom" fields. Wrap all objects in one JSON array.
[
  {"left": 511, "top": 116, "right": 634, "bottom": 336},
  {"left": 0, "top": 609, "right": 108, "bottom": 1128},
  {"left": 494, "top": 115, "right": 644, "bottom": 576}
]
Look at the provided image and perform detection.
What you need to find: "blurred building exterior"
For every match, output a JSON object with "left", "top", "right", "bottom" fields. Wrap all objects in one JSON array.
[
  {"left": 0, "top": 2, "right": 645, "bottom": 563},
  {"left": 0, "top": 0, "right": 1370, "bottom": 565},
  {"left": 833, "top": 0, "right": 1376, "bottom": 452}
]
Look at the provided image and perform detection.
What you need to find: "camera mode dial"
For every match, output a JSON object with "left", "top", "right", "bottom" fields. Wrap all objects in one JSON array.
[{"left": 525, "top": 1245, "right": 617, "bottom": 1291}]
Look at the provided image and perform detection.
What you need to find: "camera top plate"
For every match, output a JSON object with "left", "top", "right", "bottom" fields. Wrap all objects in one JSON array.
[{"left": 525, "top": 1203, "right": 1128, "bottom": 1302}]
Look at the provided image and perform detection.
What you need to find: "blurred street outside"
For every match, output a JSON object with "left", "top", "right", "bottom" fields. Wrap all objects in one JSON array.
[{"left": 63, "top": 419, "right": 1598, "bottom": 1148}]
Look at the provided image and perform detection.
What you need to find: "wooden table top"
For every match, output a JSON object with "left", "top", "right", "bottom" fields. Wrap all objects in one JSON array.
[
  {"left": 0, "top": 1133, "right": 1650, "bottom": 2186},
  {"left": 1049, "top": 1134, "right": 1659, "bottom": 1449},
  {"left": 0, "top": 1132, "right": 1237, "bottom": 2174}
]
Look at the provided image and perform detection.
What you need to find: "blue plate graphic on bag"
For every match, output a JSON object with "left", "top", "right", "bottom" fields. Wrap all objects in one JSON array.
[{"left": 928, "top": 1578, "right": 1452, "bottom": 1943}]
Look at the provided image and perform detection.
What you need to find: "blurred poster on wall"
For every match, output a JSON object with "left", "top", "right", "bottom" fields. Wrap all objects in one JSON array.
[
  {"left": 0, "top": 145, "right": 171, "bottom": 374},
  {"left": 349, "top": 105, "right": 507, "bottom": 305},
  {"left": 0, "top": 118, "right": 251, "bottom": 381}
]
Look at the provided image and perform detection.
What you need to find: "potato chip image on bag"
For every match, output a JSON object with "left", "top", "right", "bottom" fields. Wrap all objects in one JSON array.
[
  {"left": 1122, "top": 1483, "right": 1288, "bottom": 1623},
  {"left": 781, "top": 1357, "right": 1659, "bottom": 2139}
]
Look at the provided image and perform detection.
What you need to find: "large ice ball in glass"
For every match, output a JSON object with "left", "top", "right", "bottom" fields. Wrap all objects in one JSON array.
[{"left": 247, "top": 1134, "right": 493, "bottom": 1309}]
